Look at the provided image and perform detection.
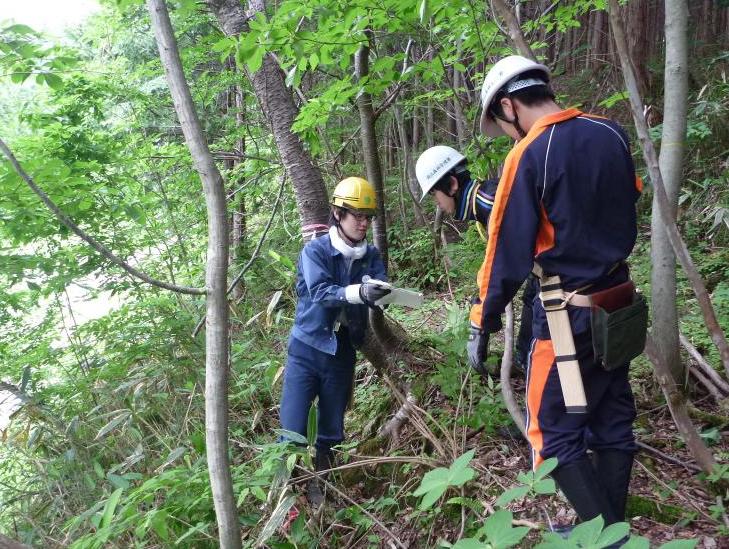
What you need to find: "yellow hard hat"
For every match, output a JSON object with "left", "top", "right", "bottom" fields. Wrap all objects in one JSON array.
[{"left": 331, "top": 177, "right": 377, "bottom": 215}]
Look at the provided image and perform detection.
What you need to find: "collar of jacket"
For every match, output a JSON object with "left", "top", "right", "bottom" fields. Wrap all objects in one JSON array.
[
  {"left": 454, "top": 179, "right": 478, "bottom": 222},
  {"left": 526, "top": 108, "right": 583, "bottom": 138}
]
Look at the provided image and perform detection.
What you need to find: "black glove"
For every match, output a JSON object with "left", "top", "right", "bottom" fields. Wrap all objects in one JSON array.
[
  {"left": 359, "top": 280, "right": 391, "bottom": 307},
  {"left": 466, "top": 326, "right": 490, "bottom": 376}
]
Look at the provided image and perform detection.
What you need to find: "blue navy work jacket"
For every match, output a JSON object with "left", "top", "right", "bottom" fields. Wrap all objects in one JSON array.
[
  {"left": 291, "top": 233, "right": 387, "bottom": 355},
  {"left": 470, "top": 108, "right": 642, "bottom": 339}
]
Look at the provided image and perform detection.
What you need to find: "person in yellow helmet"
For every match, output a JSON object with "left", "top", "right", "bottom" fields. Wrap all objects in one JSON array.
[{"left": 280, "top": 177, "right": 388, "bottom": 506}]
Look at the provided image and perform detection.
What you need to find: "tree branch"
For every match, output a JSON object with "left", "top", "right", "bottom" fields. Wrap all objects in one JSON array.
[
  {"left": 192, "top": 175, "right": 287, "bottom": 337},
  {"left": 0, "top": 138, "right": 205, "bottom": 295}
]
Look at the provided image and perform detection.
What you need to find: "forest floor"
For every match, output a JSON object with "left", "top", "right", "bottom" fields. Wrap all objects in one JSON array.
[{"left": 320, "top": 294, "right": 729, "bottom": 548}]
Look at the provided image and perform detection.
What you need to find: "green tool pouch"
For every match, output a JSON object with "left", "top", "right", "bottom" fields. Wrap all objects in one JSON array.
[{"left": 591, "top": 291, "right": 648, "bottom": 371}]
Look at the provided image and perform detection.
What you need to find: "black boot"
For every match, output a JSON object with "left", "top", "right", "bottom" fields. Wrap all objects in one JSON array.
[
  {"left": 306, "top": 449, "right": 333, "bottom": 507},
  {"left": 593, "top": 449, "right": 634, "bottom": 522},
  {"left": 551, "top": 456, "right": 619, "bottom": 525}
]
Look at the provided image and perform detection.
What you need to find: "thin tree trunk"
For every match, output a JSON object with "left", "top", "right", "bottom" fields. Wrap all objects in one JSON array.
[
  {"left": 608, "top": 0, "right": 729, "bottom": 380},
  {"left": 491, "top": 0, "right": 537, "bottom": 62},
  {"left": 651, "top": 0, "right": 688, "bottom": 384},
  {"left": 355, "top": 29, "right": 388, "bottom": 263},
  {"left": 207, "top": 0, "right": 330, "bottom": 238},
  {"left": 394, "top": 104, "right": 427, "bottom": 226},
  {"left": 231, "top": 82, "right": 246, "bottom": 302},
  {"left": 146, "top": 2, "right": 238, "bottom": 548},
  {"left": 644, "top": 335, "right": 717, "bottom": 474}
]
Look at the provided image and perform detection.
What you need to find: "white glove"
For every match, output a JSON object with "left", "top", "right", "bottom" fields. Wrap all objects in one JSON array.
[{"left": 345, "top": 284, "right": 364, "bottom": 304}]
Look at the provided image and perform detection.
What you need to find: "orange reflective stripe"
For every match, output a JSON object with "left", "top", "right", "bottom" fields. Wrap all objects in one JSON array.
[
  {"left": 469, "top": 108, "right": 584, "bottom": 328},
  {"left": 526, "top": 338, "right": 555, "bottom": 470},
  {"left": 534, "top": 203, "right": 555, "bottom": 256},
  {"left": 468, "top": 129, "right": 548, "bottom": 327}
]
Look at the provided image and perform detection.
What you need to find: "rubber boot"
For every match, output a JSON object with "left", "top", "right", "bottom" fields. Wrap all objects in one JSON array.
[
  {"left": 550, "top": 456, "right": 620, "bottom": 525},
  {"left": 593, "top": 449, "right": 634, "bottom": 522},
  {"left": 306, "top": 449, "right": 333, "bottom": 507}
]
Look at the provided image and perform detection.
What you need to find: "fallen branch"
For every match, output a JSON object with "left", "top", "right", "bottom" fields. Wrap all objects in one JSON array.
[
  {"left": 680, "top": 333, "right": 729, "bottom": 395},
  {"left": 635, "top": 440, "right": 701, "bottom": 473},
  {"left": 0, "top": 138, "right": 205, "bottom": 296},
  {"left": 500, "top": 302, "right": 527, "bottom": 438},
  {"left": 643, "top": 334, "right": 717, "bottom": 474}
]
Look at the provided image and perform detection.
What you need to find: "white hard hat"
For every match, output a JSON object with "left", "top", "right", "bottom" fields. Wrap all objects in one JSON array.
[
  {"left": 479, "top": 55, "right": 550, "bottom": 137},
  {"left": 415, "top": 145, "right": 466, "bottom": 202}
]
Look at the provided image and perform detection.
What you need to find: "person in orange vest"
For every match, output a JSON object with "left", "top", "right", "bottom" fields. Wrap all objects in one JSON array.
[{"left": 470, "top": 55, "right": 645, "bottom": 536}]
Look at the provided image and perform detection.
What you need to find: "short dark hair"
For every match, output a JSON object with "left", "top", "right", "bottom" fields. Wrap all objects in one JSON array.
[{"left": 488, "top": 69, "right": 555, "bottom": 121}]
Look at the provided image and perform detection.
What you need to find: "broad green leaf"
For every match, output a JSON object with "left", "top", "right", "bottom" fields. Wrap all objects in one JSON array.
[
  {"left": 158, "top": 446, "right": 187, "bottom": 471},
  {"left": 534, "top": 457, "right": 559, "bottom": 479},
  {"left": 275, "top": 428, "right": 308, "bottom": 445},
  {"left": 482, "top": 510, "right": 529, "bottom": 548},
  {"left": 533, "top": 478, "right": 556, "bottom": 494},
  {"left": 494, "top": 485, "right": 529, "bottom": 507},
  {"left": 43, "top": 73, "right": 63, "bottom": 90},
  {"left": 570, "top": 515, "right": 604, "bottom": 545},
  {"left": 658, "top": 541, "right": 698, "bottom": 549},
  {"left": 621, "top": 536, "right": 650, "bottom": 549},
  {"left": 451, "top": 539, "right": 486, "bottom": 549},
  {"left": 596, "top": 522, "right": 630, "bottom": 547}
]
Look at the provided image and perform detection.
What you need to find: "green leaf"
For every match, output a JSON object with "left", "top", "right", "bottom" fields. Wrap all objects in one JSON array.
[
  {"left": 306, "top": 403, "right": 317, "bottom": 446},
  {"left": 494, "top": 485, "right": 529, "bottom": 507},
  {"left": 100, "top": 487, "right": 123, "bottom": 529},
  {"left": 247, "top": 45, "right": 265, "bottom": 73},
  {"left": 43, "top": 73, "right": 63, "bottom": 90},
  {"left": 95, "top": 411, "right": 131, "bottom": 440},
  {"left": 255, "top": 491, "right": 297, "bottom": 547},
  {"left": 596, "top": 522, "right": 630, "bottom": 547},
  {"left": 413, "top": 450, "right": 476, "bottom": 509},
  {"left": 533, "top": 478, "right": 556, "bottom": 494},
  {"left": 3, "top": 24, "right": 37, "bottom": 36},
  {"left": 418, "top": 0, "right": 429, "bottom": 23},
  {"left": 620, "top": 536, "right": 650, "bottom": 549},
  {"left": 451, "top": 539, "right": 486, "bottom": 549},
  {"left": 658, "top": 541, "right": 698, "bottom": 549},
  {"left": 481, "top": 510, "right": 531, "bottom": 548},
  {"left": 534, "top": 457, "right": 558, "bottom": 479},
  {"left": 570, "top": 515, "right": 604, "bottom": 545},
  {"left": 275, "top": 428, "right": 308, "bottom": 445}
]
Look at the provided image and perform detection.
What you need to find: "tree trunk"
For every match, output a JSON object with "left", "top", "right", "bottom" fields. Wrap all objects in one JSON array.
[
  {"left": 146, "top": 2, "right": 239, "bottom": 548},
  {"left": 491, "top": 0, "right": 537, "bottom": 62},
  {"left": 394, "top": 104, "right": 427, "bottom": 226},
  {"left": 231, "top": 82, "right": 247, "bottom": 302},
  {"left": 207, "top": 0, "right": 330, "bottom": 239},
  {"left": 644, "top": 336, "right": 717, "bottom": 474},
  {"left": 355, "top": 30, "right": 389, "bottom": 263},
  {"left": 651, "top": 0, "right": 688, "bottom": 384},
  {"left": 608, "top": 0, "right": 729, "bottom": 378}
]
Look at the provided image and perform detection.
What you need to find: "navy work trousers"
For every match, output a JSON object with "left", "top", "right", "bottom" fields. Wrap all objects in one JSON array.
[
  {"left": 279, "top": 333, "right": 356, "bottom": 454},
  {"left": 525, "top": 330, "right": 636, "bottom": 470}
]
